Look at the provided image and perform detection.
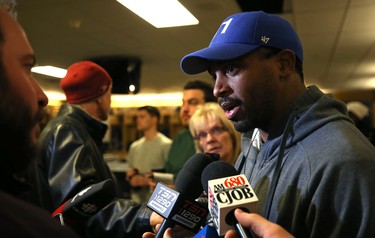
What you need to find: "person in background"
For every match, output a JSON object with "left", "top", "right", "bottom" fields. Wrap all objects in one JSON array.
[
  {"left": 147, "top": 10, "right": 375, "bottom": 238},
  {"left": 189, "top": 102, "right": 241, "bottom": 164},
  {"left": 347, "top": 101, "right": 375, "bottom": 145},
  {"left": 164, "top": 80, "right": 217, "bottom": 179},
  {"left": 29, "top": 61, "right": 154, "bottom": 237},
  {"left": 126, "top": 105, "right": 172, "bottom": 203},
  {"left": 145, "top": 102, "right": 242, "bottom": 237},
  {"left": 0, "top": 4, "right": 80, "bottom": 237}
]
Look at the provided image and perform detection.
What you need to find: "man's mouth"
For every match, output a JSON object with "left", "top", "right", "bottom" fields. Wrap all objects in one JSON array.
[
  {"left": 225, "top": 107, "right": 239, "bottom": 120},
  {"left": 181, "top": 114, "right": 190, "bottom": 120},
  {"left": 221, "top": 101, "right": 239, "bottom": 120}
]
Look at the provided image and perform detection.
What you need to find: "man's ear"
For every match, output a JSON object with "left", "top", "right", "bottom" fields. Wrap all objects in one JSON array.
[
  {"left": 152, "top": 116, "right": 159, "bottom": 125},
  {"left": 278, "top": 49, "right": 296, "bottom": 78}
]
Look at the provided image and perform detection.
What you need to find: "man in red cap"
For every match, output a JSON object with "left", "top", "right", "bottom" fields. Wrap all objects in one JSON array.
[
  {"left": 59, "top": 61, "right": 113, "bottom": 121},
  {"left": 29, "top": 61, "right": 154, "bottom": 237}
]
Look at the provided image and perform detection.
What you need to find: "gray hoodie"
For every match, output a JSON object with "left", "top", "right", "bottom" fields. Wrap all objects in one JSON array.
[{"left": 236, "top": 85, "right": 375, "bottom": 237}]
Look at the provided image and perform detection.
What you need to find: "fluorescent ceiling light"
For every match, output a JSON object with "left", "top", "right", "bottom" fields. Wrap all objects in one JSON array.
[
  {"left": 32, "top": 66, "right": 67, "bottom": 78},
  {"left": 116, "top": 0, "right": 199, "bottom": 28},
  {"left": 44, "top": 90, "right": 183, "bottom": 108},
  {"left": 111, "top": 93, "right": 182, "bottom": 107}
]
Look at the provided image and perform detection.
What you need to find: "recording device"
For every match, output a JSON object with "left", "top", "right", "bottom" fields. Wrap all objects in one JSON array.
[
  {"left": 147, "top": 153, "right": 217, "bottom": 238},
  {"left": 201, "top": 161, "right": 258, "bottom": 237},
  {"left": 52, "top": 179, "right": 115, "bottom": 227}
]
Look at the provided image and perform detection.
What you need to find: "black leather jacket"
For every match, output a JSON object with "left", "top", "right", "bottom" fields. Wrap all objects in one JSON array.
[
  {"left": 0, "top": 172, "right": 81, "bottom": 238},
  {"left": 29, "top": 104, "right": 152, "bottom": 237}
]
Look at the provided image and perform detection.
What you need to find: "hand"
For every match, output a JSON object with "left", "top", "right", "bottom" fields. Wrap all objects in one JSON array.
[
  {"left": 146, "top": 212, "right": 195, "bottom": 238},
  {"left": 150, "top": 212, "right": 164, "bottom": 230},
  {"left": 142, "top": 225, "right": 173, "bottom": 238},
  {"left": 129, "top": 174, "right": 149, "bottom": 187},
  {"left": 126, "top": 168, "right": 138, "bottom": 180},
  {"left": 224, "top": 209, "right": 294, "bottom": 238},
  {"left": 143, "top": 223, "right": 194, "bottom": 238}
]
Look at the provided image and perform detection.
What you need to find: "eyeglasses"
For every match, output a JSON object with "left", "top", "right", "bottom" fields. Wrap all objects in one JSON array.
[{"left": 196, "top": 126, "right": 227, "bottom": 141}]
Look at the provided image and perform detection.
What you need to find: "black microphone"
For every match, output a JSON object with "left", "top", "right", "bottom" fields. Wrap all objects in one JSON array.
[
  {"left": 201, "top": 161, "right": 258, "bottom": 237},
  {"left": 147, "top": 153, "right": 217, "bottom": 238},
  {"left": 52, "top": 179, "right": 115, "bottom": 228}
]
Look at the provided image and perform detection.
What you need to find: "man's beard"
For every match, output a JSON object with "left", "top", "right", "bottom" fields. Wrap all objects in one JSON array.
[
  {"left": 96, "top": 103, "right": 109, "bottom": 121},
  {"left": 232, "top": 103, "right": 270, "bottom": 133},
  {"left": 219, "top": 97, "right": 256, "bottom": 133},
  {"left": 0, "top": 77, "right": 39, "bottom": 173},
  {"left": 233, "top": 97, "right": 275, "bottom": 134},
  {"left": 227, "top": 66, "right": 277, "bottom": 133},
  {"left": 233, "top": 118, "right": 252, "bottom": 133}
]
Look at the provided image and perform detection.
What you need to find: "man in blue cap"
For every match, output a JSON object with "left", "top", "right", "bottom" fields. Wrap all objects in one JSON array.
[{"left": 145, "top": 10, "right": 375, "bottom": 238}]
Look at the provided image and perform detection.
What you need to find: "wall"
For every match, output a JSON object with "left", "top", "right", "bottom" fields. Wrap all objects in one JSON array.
[{"left": 333, "top": 90, "right": 375, "bottom": 127}]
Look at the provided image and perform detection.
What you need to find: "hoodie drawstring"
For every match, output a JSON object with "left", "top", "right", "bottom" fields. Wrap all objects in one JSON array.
[{"left": 263, "top": 108, "right": 298, "bottom": 219}]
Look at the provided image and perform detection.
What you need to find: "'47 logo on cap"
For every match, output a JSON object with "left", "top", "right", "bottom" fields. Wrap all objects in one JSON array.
[{"left": 261, "top": 35, "right": 270, "bottom": 44}]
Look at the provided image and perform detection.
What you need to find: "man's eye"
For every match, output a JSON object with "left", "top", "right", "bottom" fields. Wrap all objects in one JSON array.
[
  {"left": 226, "top": 66, "right": 235, "bottom": 74},
  {"left": 25, "top": 63, "right": 34, "bottom": 71}
]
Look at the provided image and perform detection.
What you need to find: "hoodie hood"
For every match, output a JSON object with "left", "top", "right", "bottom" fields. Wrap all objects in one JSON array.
[{"left": 262, "top": 85, "right": 351, "bottom": 161}]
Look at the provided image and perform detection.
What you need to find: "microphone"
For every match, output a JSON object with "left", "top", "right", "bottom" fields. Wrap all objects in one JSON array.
[
  {"left": 52, "top": 179, "right": 115, "bottom": 228},
  {"left": 147, "top": 153, "right": 217, "bottom": 238},
  {"left": 201, "top": 161, "right": 258, "bottom": 237}
]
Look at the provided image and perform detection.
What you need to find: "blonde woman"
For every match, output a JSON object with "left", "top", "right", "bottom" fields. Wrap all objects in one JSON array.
[{"left": 189, "top": 102, "right": 241, "bottom": 164}]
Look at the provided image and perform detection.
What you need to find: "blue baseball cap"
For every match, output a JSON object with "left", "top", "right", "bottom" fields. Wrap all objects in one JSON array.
[{"left": 180, "top": 11, "right": 303, "bottom": 75}]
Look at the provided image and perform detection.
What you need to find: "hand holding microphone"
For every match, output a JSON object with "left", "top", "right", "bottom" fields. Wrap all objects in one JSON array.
[
  {"left": 143, "top": 209, "right": 294, "bottom": 238},
  {"left": 224, "top": 209, "right": 294, "bottom": 238},
  {"left": 147, "top": 153, "right": 217, "bottom": 238},
  {"left": 52, "top": 179, "right": 115, "bottom": 228}
]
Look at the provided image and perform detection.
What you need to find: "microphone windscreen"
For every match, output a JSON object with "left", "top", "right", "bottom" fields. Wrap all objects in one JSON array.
[
  {"left": 175, "top": 169, "right": 202, "bottom": 199},
  {"left": 175, "top": 153, "right": 214, "bottom": 198},
  {"left": 201, "top": 161, "right": 239, "bottom": 193}
]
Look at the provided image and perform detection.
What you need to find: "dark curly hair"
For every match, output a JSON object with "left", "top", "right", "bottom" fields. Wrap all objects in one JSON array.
[{"left": 183, "top": 80, "right": 217, "bottom": 103}]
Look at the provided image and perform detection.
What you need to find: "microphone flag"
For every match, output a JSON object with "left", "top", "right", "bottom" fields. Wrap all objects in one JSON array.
[
  {"left": 207, "top": 174, "right": 258, "bottom": 235},
  {"left": 147, "top": 182, "right": 208, "bottom": 233}
]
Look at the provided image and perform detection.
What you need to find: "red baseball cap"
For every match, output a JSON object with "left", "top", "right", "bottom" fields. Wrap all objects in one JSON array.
[{"left": 60, "top": 61, "right": 112, "bottom": 104}]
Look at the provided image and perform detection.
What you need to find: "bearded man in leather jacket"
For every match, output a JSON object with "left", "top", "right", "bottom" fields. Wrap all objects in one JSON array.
[{"left": 29, "top": 61, "right": 153, "bottom": 237}]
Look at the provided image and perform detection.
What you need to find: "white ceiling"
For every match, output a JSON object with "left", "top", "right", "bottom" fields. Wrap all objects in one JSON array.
[{"left": 15, "top": 0, "right": 375, "bottom": 96}]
